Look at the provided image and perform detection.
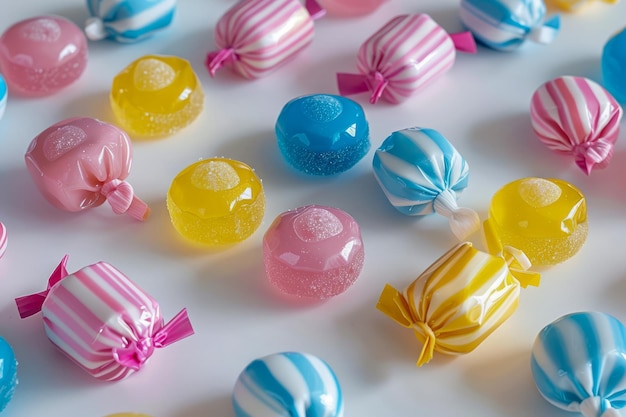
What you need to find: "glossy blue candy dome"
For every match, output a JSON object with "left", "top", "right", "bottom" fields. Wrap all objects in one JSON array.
[
  {"left": 0, "top": 336, "right": 17, "bottom": 412},
  {"left": 602, "top": 27, "right": 626, "bottom": 104},
  {"left": 275, "top": 94, "right": 370, "bottom": 175}
]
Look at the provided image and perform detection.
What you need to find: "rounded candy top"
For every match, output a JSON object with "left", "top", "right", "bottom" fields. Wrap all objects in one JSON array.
[
  {"left": 484, "top": 177, "right": 587, "bottom": 266},
  {"left": 232, "top": 351, "right": 344, "bottom": 417},
  {"left": 110, "top": 54, "right": 204, "bottom": 138},
  {"left": 85, "top": 0, "right": 176, "bottom": 43},
  {"left": 531, "top": 312, "right": 626, "bottom": 417},
  {"left": 460, "top": 0, "right": 560, "bottom": 51},
  {"left": 0, "top": 15, "right": 88, "bottom": 96},
  {"left": 530, "top": 75, "right": 623, "bottom": 175},
  {"left": 24, "top": 117, "right": 149, "bottom": 220},
  {"left": 275, "top": 94, "right": 370, "bottom": 175},
  {"left": 0, "top": 336, "right": 17, "bottom": 413},
  {"left": 602, "top": 27, "right": 626, "bottom": 105},
  {"left": 373, "top": 127, "right": 480, "bottom": 241}
]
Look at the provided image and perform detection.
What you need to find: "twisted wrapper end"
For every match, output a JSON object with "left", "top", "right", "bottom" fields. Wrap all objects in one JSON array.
[
  {"left": 528, "top": 15, "right": 560, "bottom": 45},
  {"left": 449, "top": 31, "right": 477, "bottom": 53},
  {"left": 15, "top": 255, "right": 70, "bottom": 318},
  {"left": 573, "top": 139, "right": 614, "bottom": 175},
  {"left": 84, "top": 17, "right": 108, "bottom": 41},
  {"left": 579, "top": 396, "right": 621, "bottom": 417},
  {"left": 101, "top": 179, "right": 150, "bottom": 221},
  {"left": 206, "top": 48, "right": 236, "bottom": 77},
  {"left": 434, "top": 189, "right": 480, "bottom": 241},
  {"left": 304, "top": 0, "right": 326, "bottom": 20}
]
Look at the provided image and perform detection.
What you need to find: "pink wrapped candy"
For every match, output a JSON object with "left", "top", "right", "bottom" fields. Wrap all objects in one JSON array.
[
  {"left": 0, "top": 16, "right": 88, "bottom": 96},
  {"left": 263, "top": 205, "right": 365, "bottom": 299},
  {"left": 25, "top": 117, "right": 149, "bottom": 221},
  {"left": 15, "top": 256, "right": 194, "bottom": 382},
  {"left": 337, "top": 14, "right": 477, "bottom": 104},
  {"left": 206, "top": 0, "right": 318, "bottom": 79},
  {"left": 530, "top": 75, "right": 623, "bottom": 175}
]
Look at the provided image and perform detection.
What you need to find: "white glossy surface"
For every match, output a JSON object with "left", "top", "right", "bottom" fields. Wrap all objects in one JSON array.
[{"left": 0, "top": 1, "right": 625, "bottom": 416}]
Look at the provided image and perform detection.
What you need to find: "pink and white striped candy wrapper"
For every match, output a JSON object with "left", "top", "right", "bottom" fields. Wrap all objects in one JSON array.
[
  {"left": 337, "top": 14, "right": 477, "bottom": 104},
  {"left": 206, "top": 0, "right": 318, "bottom": 79},
  {"left": 530, "top": 75, "right": 623, "bottom": 175},
  {"left": 0, "top": 222, "right": 6, "bottom": 259},
  {"left": 15, "top": 256, "right": 194, "bottom": 382}
]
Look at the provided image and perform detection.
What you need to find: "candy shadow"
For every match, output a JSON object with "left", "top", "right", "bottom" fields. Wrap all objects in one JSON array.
[
  {"left": 172, "top": 394, "right": 232, "bottom": 417},
  {"left": 62, "top": 91, "right": 115, "bottom": 124}
]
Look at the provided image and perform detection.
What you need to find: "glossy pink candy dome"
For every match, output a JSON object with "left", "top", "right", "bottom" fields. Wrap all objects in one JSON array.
[
  {"left": 263, "top": 205, "right": 365, "bottom": 299},
  {"left": 0, "top": 15, "right": 87, "bottom": 96},
  {"left": 316, "top": 0, "right": 386, "bottom": 16}
]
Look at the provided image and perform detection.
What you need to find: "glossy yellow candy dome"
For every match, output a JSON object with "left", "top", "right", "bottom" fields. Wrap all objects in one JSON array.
[
  {"left": 484, "top": 177, "right": 587, "bottom": 266},
  {"left": 167, "top": 158, "right": 265, "bottom": 245},
  {"left": 110, "top": 54, "right": 204, "bottom": 138}
]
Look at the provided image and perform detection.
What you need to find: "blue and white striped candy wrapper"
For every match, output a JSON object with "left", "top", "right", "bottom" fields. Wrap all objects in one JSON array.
[
  {"left": 460, "top": 0, "right": 560, "bottom": 51},
  {"left": 531, "top": 312, "right": 626, "bottom": 417},
  {"left": 0, "top": 75, "right": 7, "bottom": 121},
  {"left": 232, "top": 352, "right": 344, "bottom": 417},
  {"left": 85, "top": 0, "right": 176, "bottom": 43},
  {"left": 372, "top": 127, "right": 480, "bottom": 241}
]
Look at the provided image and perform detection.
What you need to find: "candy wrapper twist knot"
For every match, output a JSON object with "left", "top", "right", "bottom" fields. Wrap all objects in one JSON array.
[
  {"left": 100, "top": 179, "right": 149, "bottom": 220},
  {"left": 574, "top": 139, "right": 614, "bottom": 175},
  {"left": 15, "top": 255, "right": 69, "bottom": 318},
  {"left": 433, "top": 188, "right": 480, "bottom": 241}
]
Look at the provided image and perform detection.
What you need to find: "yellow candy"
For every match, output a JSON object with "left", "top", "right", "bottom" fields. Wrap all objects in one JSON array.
[
  {"left": 167, "top": 158, "right": 265, "bottom": 245},
  {"left": 377, "top": 242, "right": 540, "bottom": 366},
  {"left": 110, "top": 54, "right": 204, "bottom": 138},
  {"left": 549, "top": 0, "right": 617, "bottom": 11},
  {"left": 484, "top": 177, "right": 587, "bottom": 266}
]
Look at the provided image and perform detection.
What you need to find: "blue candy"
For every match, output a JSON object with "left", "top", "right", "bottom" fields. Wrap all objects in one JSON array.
[
  {"left": 0, "top": 74, "right": 7, "bottom": 121},
  {"left": 232, "top": 352, "right": 343, "bottom": 417},
  {"left": 460, "top": 0, "right": 560, "bottom": 51},
  {"left": 0, "top": 336, "right": 17, "bottom": 412},
  {"left": 531, "top": 312, "right": 626, "bottom": 417},
  {"left": 85, "top": 0, "right": 176, "bottom": 43},
  {"left": 372, "top": 127, "right": 479, "bottom": 240},
  {"left": 602, "top": 27, "right": 626, "bottom": 104},
  {"left": 275, "top": 94, "right": 370, "bottom": 176}
]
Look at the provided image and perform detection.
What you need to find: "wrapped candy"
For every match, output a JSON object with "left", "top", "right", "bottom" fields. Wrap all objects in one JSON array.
[
  {"left": 167, "top": 158, "right": 266, "bottom": 245},
  {"left": 263, "top": 205, "right": 365, "bottom": 299},
  {"left": 0, "top": 336, "right": 17, "bottom": 413},
  {"left": 15, "top": 256, "right": 194, "bottom": 382},
  {"left": 275, "top": 94, "right": 370, "bottom": 176},
  {"left": 377, "top": 242, "right": 540, "bottom": 366},
  {"left": 308, "top": 0, "right": 386, "bottom": 16},
  {"left": 483, "top": 177, "right": 588, "bottom": 266},
  {"left": 25, "top": 117, "right": 150, "bottom": 221},
  {"left": 337, "top": 14, "right": 476, "bottom": 104},
  {"left": 85, "top": 0, "right": 176, "bottom": 43},
  {"left": 206, "top": 0, "right": 318, "bottom": 79},
  {"left": 233, "top": 352, "right": 343, "bottom": 417},
  {"left": 551, "top": 0, "right": 617, "bottom": 11},
  {"left": 0, "top": 74, "right": 6, "bottom": 120},
  {"left": 372, "top": 127, "right": 480, "bottom": 241},
  {"left": 0, "top": 16, "right": 88, "bottom": 96},
  {"left": 0, "top": 221, "right": 6, "bottom": 259},
  {"left": 531, "top": 312, "right": 626, "bottom": 416},
  {"left": 110, "top": 54, "right": 204, "bottom": 138},
  {"left": 530, "top": 76, "right": 623, "bottom": 175},
  {"left": 602, "top": 27, "right": 626, "bottom": 104},
  {"left": 460, "top": 0, "right": 560, "bottom": 51}
]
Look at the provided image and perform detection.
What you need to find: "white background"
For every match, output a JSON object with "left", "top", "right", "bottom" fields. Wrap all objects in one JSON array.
[{"left": 1, "top": 0, "right": 626, "bottom": 416}]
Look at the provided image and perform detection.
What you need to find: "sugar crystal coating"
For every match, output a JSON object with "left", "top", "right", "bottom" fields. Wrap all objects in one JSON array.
[
  {"left": 111, "top": 54, "right": 204, "bottom": 138},
  {"left": 167, "top": 158, "right": 265, "bottom": 245},
  {"left": 263, "top": 205, "right": 364, "bottom": 299}
]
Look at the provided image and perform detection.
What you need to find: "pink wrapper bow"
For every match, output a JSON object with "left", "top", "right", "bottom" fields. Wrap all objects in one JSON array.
[
  {"left": 337, "top": 14, "right": 477, "bottom": 104},
  {"left": 25, "top": 117, "right": 149, "bottom": 220},
  {"left": 15, "top": 255, "right": 194, "bottom": 381}
]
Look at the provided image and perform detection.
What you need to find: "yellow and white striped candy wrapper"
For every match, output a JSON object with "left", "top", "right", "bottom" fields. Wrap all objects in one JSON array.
[{"left": 376, "top": 242, "right": 540, "bottom": 366}]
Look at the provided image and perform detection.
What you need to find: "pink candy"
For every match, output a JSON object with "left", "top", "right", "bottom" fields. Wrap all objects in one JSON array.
[
  {"left": 263, "top": 205, "right": 365, "bottom": 299},
  {"left": 0, "top": 222, "right": 6, "bottom": 259},
  {"left": 25, "top": 117, "right": 149, "bottom": 221},
  {"left": 0, "top": 15, "right": 87, "bottom": 96},
  {"left": 530, "top": 75, "right": 623, "bottom": 175},
  {"left": 15, "top": 256, "right": 194, "bottom": 381},
  {"left": 337, "top": 14, "right": 476, "bottom": 104},
  {"left": 311, "top": 0, "right": 386, "bottom": 16},
  {"left": 206, "top": 0, "right": 316, "bottom": 79}
]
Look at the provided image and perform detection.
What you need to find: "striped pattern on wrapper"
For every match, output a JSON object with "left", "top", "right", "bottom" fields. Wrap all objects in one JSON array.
[
  {"left": 15, "top": 257, "right": 194, "bottom": 381},
  {"left": 0, "top": 222, "right": 6, "bottom": 259},
  {"left": 85, "top": 0, "right": 176, "bottom": 43},
  {"left": 531, "top": 312, "right": 626, "bottom": 417},
  {"left": 348, "top": 14, "right": 457, "bottom": 104},
  {"left": 459, "top": 0, "right": 560, "bottom": 51},
  {"left": 530, "top": 76, "right": 623, "bottom": 175},
  {"left": 372, "top": 127, "right": 479, "bottom": 240},
  {"left": 377, "top": 242, "right": 540, "bottom": 366},
  {"left": 232, "top": 352, "right": 344, "bottom": 417},
  {"left": 206, "top": 0, "right": 315, "bottom": 79}
]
